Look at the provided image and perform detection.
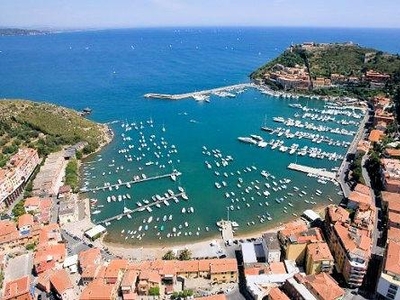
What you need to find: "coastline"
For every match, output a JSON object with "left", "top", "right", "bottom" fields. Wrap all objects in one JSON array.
[{"left": 101, "top": 205, "right": 327, "bottom": 260}]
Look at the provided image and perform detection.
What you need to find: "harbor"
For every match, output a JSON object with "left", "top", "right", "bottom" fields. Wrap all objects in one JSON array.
[{"left": 287, "top": 163, "right": 336, "bottom": 180}]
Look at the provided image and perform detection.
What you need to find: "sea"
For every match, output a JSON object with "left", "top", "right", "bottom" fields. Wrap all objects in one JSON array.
[{"left": 0, "top": 27, "right": 399, "bottom": 246}]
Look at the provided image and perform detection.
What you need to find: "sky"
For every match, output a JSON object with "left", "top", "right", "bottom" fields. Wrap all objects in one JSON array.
[{"left": 0, "top": 0, "right": 399, "bottom": 29}]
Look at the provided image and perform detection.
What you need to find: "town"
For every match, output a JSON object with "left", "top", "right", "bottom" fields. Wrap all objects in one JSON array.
[{"left": 0, "top": 87, "right": 399, "bottom": 300}]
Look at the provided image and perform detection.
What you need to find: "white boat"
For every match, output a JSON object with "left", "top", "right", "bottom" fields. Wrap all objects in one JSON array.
[
  {"left": 181, "top": 193, "right": 188, "bottom": 200},
  {"left": 92, "top": 210, "right": 101, "bottom": 215},
  {"left": 181, "top": 207, "right": 186, "bottom": 213}
]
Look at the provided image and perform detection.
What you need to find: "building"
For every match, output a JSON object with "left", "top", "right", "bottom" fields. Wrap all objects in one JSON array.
[
  {"left": 3, "top": 275, "right": 33, "bottom": 300},
  {"left": 0, "top": 148, "right": 39, "bottom": 208},
  {"left": 377, "top": 241, "right": 400, "bottom": 300},
  {"left": 85, "top": 225, "right": 106, "bottom": 241},
  {"left": 282, "top": 274, "right": 318, "bottom": 300},
  {"left": 325, "top": 222, "right": 371, "bottom": 287},
  {"left": 32, "top": 151, "right": 66, "bottom": 197},
  {"left": 278, "top": 222, "right": 324, "bottom": 265},
  {"left": 368, "top": 129, "right": 385, "bottom": 143},
  {"left": 137, "top": 270, "right": 161, "bottom": 295},
  {"left": 304, "top": 272, "right": 345, "bottom": 300},
  {"left": 120, "top": 269, "right": 138, "bottom": 298},
  {"left": 241, "top": 242, "right": 258, "bottom": 264},
  {"left": 80, "top": 279, "right": 118, "bottom": 300},
  {"left": 381, "top": 159, "right": 400, "bottom": 193},
  {"left": 50, "top": 269, "right": 75, "bottom": 300},
  {"left": 305, "top": 242, "right": 334, "bottom": 275},
  {"left": 210, "top": 259, "right": 238, "bottom": 284},
  {"left": 347, "top": 184, "right": 372, "bottom": 211},
  {"left": 18, "top": 213, "right": 34, "bottom": 235},
  {"left": 58, "top": 197, "right": 78, "bottom": 225},
  {"left": 262, "top": 232, "right": 282, "bottom": 263},
  {"left": 104, "top": 259, "right": 128, "bottom": 285}
]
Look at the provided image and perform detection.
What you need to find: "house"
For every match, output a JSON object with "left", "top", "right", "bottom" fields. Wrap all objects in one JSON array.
[
  {"left": 137, "top": 270, "right": 161, "bottom": 295},
  {"left": 278, "top": 223, "right": 324, "bottom": 265},
  {"left": 50, "top": 269, "right": 75, "bottom": 300},
  {"left": 17, "top": 213, "right": 34, "bottom": 235},
  {"left": 120, "top": 269, "right": 138, "bottom": 298},
  {"left": 80, "top": 279, "right": 118, "bottom": 300},
  {"left": 3, "top": 275, "right": 33, "bottom": 300},
  {"left": 304, "top": 272, "right": 345, "bottom": 300},
  {"left": 268, "top": 287, "right": 290, "bottom": 300},
  {"left": 210, "top": 259, "right": 238, "bottom": 284},
  {"left": 368, "top": 129, "right": 385, "bottom": 143},
  {"left": 104, "top": 259, "right": 128, "bottom": 285},
  {"left": 24, "top": 196, "right": 41, "bottom": 212},
  {"left": 377, "top": 241, "right": 400, "bottom": 300},
  {"left": 305, "top": 242, "right": 334, "bottom": 275},
  {"left": 34, "top": 243, "right": 66, "bottom": 274},
  {"left": 381, "top": 159, "right": 400, "bottom": 193}
]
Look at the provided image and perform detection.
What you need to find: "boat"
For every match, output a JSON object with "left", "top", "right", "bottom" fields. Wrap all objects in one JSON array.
[
  {"left": 238, "top": 137, "right": 257, "bottom": 145},
  {"left": 181, "top": 193, "right": 188, "bottom": 200},
  {"left": 181, "top": 207, "right": 186, "bottom": 213},
  {"left": 91, "top": 210, "right": 101, "bottom": 215}
]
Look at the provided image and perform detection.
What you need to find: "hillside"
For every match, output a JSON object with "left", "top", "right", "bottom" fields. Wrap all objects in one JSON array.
[
  {"left": 250, "top": 42, "right": 400, "bottom": 96},
  {"left": 0, "top": 100, "right": 108, "bottom": 166}
]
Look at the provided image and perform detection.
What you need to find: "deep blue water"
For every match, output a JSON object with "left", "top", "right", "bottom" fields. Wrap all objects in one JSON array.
[{"left": 1, "top": 27, "right": 399, "bottom": 245}]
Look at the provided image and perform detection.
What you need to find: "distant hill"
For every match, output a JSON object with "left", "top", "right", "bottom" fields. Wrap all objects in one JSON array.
[
  {"left": 0, "top": 28, "right": 48, "bottom": 36},
  {"left": 0, "top": 100, "right": 108, "bottom": 166},
  {"left": 250, "top": 42, "right": 400, "bottom": 97}
]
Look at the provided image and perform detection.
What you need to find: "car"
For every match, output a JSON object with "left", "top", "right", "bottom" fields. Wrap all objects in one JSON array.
[
  {"left": 88, "top": 243, "right": 93, "bottom": 248},
  {"left": 37, "top": 295, "right": 42, "bottom": 300}
]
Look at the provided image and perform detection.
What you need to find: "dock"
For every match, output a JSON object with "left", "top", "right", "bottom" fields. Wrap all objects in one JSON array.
[
  {"left": 144, "top": 83, "right": 254, "bottom": 100},
  {"left": 80, "top": 171, "right": 181, "bottom": 193},
  {"left": 221, "top": 222, "right": 234, "bottom": 242},
  {"left": 287, "top": 163, "right": 336, "bottom": 180},
  {"left": 96, "top": 192, "right": 186, "bottom": 225}
]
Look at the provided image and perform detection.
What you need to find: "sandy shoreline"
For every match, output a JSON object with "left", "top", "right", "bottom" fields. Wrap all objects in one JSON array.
[{"left": 101, "top": 205, "right": 327, "bottom": 260}]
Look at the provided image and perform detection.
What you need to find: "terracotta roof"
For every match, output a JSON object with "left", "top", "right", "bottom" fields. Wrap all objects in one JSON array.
[
  {"left": 279, "top": 220, "right": 308, "bottom": 238},
  {"left": 24, "top": 196, "right": 40, "bottom": 208},
  {"left": 50, "top": 269, "right": 73, "bottom": 294},
  {"left": 268, "top": 287, "right": 290, "bottom": 300},
  {"left": 81, "top": 264, "right": 102, "bottom": 279},
  {"left": 176, "top": 260, "right": 198, "bottom": 273},
  {"left": 307, "top": 242, "right": 333, "bottom": 262},
  {"left": 104, "top": 259, "right": 128, "bottom": 279},
  {"left": 34, "top": 243, "right": 66, "bottom": 266},
  {"left": 139, "top": 270, "right": 161, "bottom": 283},
  {"left": 369, "top": 129, "right": 384, "bottom": 142},
  {"left": 121, "top": 269, "right": 139, "bottom": 287},
  {"left": 80, "top": 279, "right": 116, "bottom": 300},
  {"left": 79, "top": 247, "right": 102, "bottom": 269},
  {"left": 18, "top": 213, "right": 34, "bottom": 229},
  {"left": 123, "top": 292, "right": 137, "bottom": 300},
  {"left": 382, "top": 191, "right": 400, "bottom": 213},
  {"left": 326, "top": 205, "right": 350, "bottom": 223},
  {"left": 348, "top": 191, "right": 371, "bottom": 211},
  {"left": 36, "top": 270, "right": 55, "bottom": 293},
  {"left": 305, "top": 273, "right": 344, "bottom": 300},
  {"left": 389, "top": 211, "right": 400, "bottom": 225},
  {"left": 3, "top": 276, "right": 31, "bottom": 300},
  {"left": 269, "top": 262, "right": 287, "bottom": 274},
  {"left": 38, "top": 223, "right": 62, "bottom": 246},
  {"left": 388, "top": 226, "right": 400, "bottom": 242},
  {"left": 0, "top": 220, "right": 18, "bottom": 237},
  {"left": 334, "top": 223, "right": 371, "bottom": 256},
  {"left": 385, "top": 148, "right": 400, "bottom": 157},
  {"left": 354, "top": 184, "right": 371, "bottom": 196},
  {"left": 210, "top": 259, "right": 237, "bottom": 274},
  {"left": 384, "top": 241, "right": 400, "bottom": 276}
]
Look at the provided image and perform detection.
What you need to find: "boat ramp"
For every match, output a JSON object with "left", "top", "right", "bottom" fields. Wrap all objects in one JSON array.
[
  {"left": 287, "top": 163, "right": 336, "bottom": 180},
  {"left": 80, "top": 171, "right": 182, "bottom": 193},
  {"left": 144, "top": 83, "right": 254, "bottom": 100}
]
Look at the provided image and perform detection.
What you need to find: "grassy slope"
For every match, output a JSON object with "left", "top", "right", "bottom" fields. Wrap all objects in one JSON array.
[
  {"left": 0, "top": 99, "right": 106, "bottom": 162},
  {"left": 251, "top": 44, "right": 400, "bottom": 81}
]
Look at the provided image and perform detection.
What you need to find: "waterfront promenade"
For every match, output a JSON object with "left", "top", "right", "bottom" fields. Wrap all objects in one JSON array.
[
  {"left": 144, "top": 83, "right": 254, "bottom": 100},
  {"left": 287, "top": 163, "right": 336, "bottom": 179}
]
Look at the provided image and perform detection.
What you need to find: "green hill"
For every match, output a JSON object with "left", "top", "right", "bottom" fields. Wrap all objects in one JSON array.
[
  {"left": 0, "top": 99, "right": 108, "bottom": 166},
  {"left": 250, "top": 42, "right": 400, "bottom": 93}
]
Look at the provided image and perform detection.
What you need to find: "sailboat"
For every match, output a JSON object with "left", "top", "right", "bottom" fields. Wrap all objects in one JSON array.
[{"left": 261, "top": 114, "right": 273, "bottom": 132}]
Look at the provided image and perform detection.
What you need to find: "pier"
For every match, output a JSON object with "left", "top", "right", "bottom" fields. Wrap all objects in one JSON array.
[
  {"left": 221, "top": 222, "right": 234, "bottom": 243},
  {"left": 96, "top": 192, "right": 186, "bottom": 225},
  {"left": 80, "top": 171, "right": 181, "bottom": 193},
  {"left": 287, "top": 163, "right": 336, "bottom": 180},
  {"left": 144, "top": 83, "right": 255, "bottom": 100}
]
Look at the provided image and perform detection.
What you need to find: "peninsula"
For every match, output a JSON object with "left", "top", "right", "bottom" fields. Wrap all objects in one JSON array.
[{"left": 250, "top": 42, "right": 400, "bottom": 102}]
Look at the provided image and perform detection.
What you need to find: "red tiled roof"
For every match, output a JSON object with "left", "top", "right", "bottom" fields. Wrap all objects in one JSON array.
[
  {"left": 50, "top": 269, "right": 73, "bottom": 294},
  {"left": 3, "top": 276, "right": 32, "bottom": 300},
  {"left": 384, "top": 241, "right": 400, "bottom": 276}
]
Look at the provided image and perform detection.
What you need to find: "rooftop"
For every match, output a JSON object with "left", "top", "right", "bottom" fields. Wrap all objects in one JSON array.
[
  {"left": 383, "top": 191, "right": 400, "bottom": 213},
  {"left": 3, "top": 276, "right": 31, "bottom": 300},
  {"left": 307, "top": 242, "right": 333, "bottom": 261},
  {"left": 305, "top": 273, "right": 345, "bottom": 300},
  {"left": 384, "top": 241, "right": 400, "bottom": 277},
  {"left": 50, "top": 269, "right": 73, "bottom": 294},
  {"left": 368, "top": 129, "right": 385, "bottom": 142},
  {"left": 268, "top": 287, "right": 290, "bottom": 300}
]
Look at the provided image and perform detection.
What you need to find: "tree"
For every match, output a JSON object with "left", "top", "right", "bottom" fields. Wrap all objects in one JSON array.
[
  {"left": 162, "top": 250, "right": 176, "bottom": 260},
  {"left": 149, "top": 286, "right": 160, "bottom": 296},
  {"left": 178, "top": 249, "right": 192, "bottom": 261}
]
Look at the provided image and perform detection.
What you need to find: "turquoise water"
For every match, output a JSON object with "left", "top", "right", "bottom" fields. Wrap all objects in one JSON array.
[{"left": 0, "top": 27, "right": 399, "bottom": 245}]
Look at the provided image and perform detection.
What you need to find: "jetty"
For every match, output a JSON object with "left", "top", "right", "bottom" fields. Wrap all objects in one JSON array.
[
  {"left": 144, "top": 83, "right": 254, "bottom": 100},
  {"left": 220, "top": 221, "right": 234, "bottom": 243},
  {"left": 287, "top": 163, "right": 336, "bottom": 180},
  {"left": 96, "top": 192, "right": 186, "bottom": 225},
  {"left": 80, "top": 171, "right": 181, "bottom": 193}
]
